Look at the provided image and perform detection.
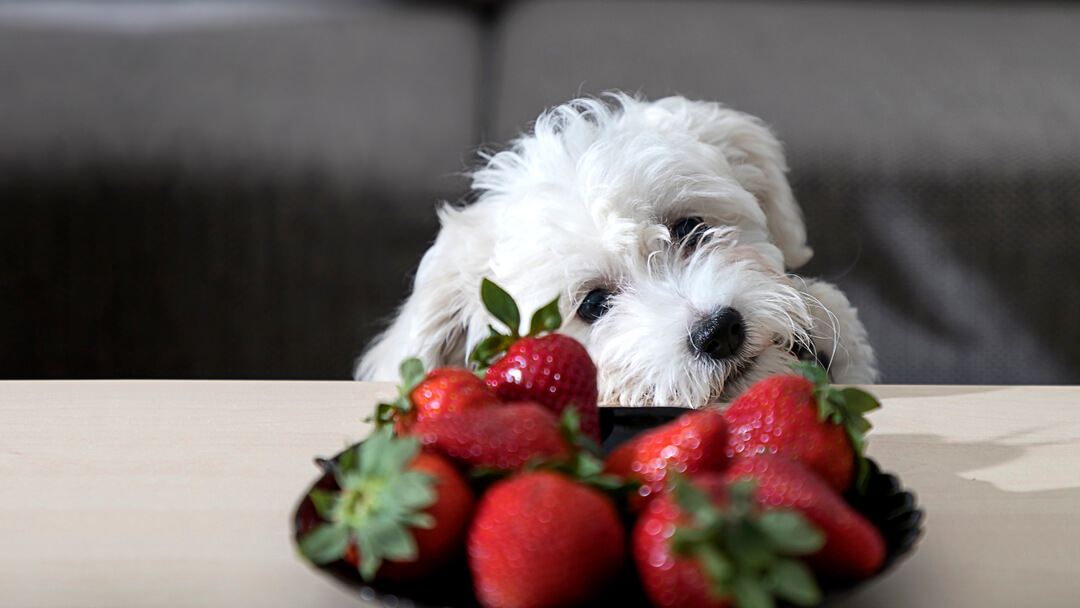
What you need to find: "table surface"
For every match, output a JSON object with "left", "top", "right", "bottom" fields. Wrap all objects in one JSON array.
[{"left": 3, "top": 381, "right": 1079, "bottom": 608}]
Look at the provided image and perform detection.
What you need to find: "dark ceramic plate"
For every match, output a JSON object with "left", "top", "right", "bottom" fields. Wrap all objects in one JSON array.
[{"left": 293, "top": 407, "right": 924, "bottom": 607}]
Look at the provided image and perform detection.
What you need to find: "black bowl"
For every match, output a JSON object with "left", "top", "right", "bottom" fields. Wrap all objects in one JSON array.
[{"left": 293, "top": 407, "right": 924, "bottom": 607}]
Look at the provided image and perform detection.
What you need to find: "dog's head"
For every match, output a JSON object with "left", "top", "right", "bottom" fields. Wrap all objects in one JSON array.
[{"left": 358, "top": 94, "right": 827, "bottom": 405}]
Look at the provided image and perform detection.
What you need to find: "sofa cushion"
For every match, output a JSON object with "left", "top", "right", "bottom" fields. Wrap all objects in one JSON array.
[
  {"left": 0, "top": 3, "right": 481, "bottom": 379},
  {"left": 492, "top": 0, "right": 1080, "bottom": 384}
]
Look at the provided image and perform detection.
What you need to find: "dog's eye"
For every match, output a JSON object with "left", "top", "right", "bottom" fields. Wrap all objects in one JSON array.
[
  {"left": 672, "top": 216, "right": 707, "bottom": 247},
  {"left": 577, "top": 289, "right": 613, "bottom": 323}
]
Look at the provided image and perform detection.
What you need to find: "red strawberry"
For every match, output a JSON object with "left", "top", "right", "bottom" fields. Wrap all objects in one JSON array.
[
  {"left": 373, "top": 359, "right": 500, "bottom": 434},
  {"left": 633, "top": 473, "right": 824, "bottom": 608},
  {"left": 404, "top": 366, "right": 500, "bottom": 429},
  {"left": 724, "top": 453, "right": 886, "bottom": 580},
  {"left": 413, "top": 401, "right": 571, "bottom": 473},
  {"left": 470, "top": 279, "right": 601, "bottom": 442},
  {"left": 723, "top": 362, "right": 880, "bottom": 493},
  {"left": 485, "top": 333, "right": 600, "bottom": 441},
  {"left": 297, "top": 430, "right": 475, "bottom": 583},
  {"left": 605, "top": 409, "right": 729, "bottom": 506},
  {"left": 467, "top": 470, "right": 626, "bottom": 608}
]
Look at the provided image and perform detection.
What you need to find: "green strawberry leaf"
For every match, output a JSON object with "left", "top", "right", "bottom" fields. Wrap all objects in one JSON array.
[
  {"left": 383, "top": 470, "right": 438, "bottom": 513},
  {"left": 308, "top": 489, "right": 339, "bottom": 521},
  {"left": 840, "top": 387, "right": 881, "bottom": 415},
  {"left": 471, "top": 279, "right": 564, "bottom": 368},
  {"left": 755, "top": 511, "right": 826, "bottom": 555},
  {"left": 854, "top": 451, "right": 872, "bottom": 495},
  {"left": 367, "top": 400, "right": 401, "bottom": 428},
  {"left": 297, "top": 522, "right": 349, "bottom": 565},
  {"left": 362, "top": 516, "right": 419, "bottom": 564},
  {"left": 668, "top": 476, "right": 826, "bottom": 608},
  {"left": 790, "top": 360, "right": 828, "bottom": 386},
  {"left": 399, "top": 358, "right": 426, "bottom": 393},
  {"left": 558, "top": 407, "right": 604, "bottom": 458},
  {"left": 767, "top": 558, "right": 823, "bottom": 606},
  {"left": 333, "top": 447, "right": 358, "bottom": 479},
  {"left": 791, "top": 361, "right": 882, "bottom": 495},
  {"left": 368, "top": 358, "right": 427, "bottom": 431},
  {"left": 353, "top": 525, "right": 381, "bottom": 581},
  {"left": 726, "top": 520, "right": 774, "bottom": 571},
  {"left": 527, "top": 295, "right": 562, "bottom": 337},
  {"left": 732, "top": 574, "right": 776, "bottom": 608},
  {"left": 480, "top": 278, "right": 521, "bottom": 338},
  {"left": 402, "top": 511, "right": 437, "bottom": 530},
  {"left": 330, "top": 444, "right": 363, "bottom": 488},
  {"left": 313, "top": 430, "right": 440, "bottom": 582},
  {"left": 695, "top": 543, "right": 735, "bottom": 600},
  {"left": 469, "top": 331, "right": 515, "bottom": 368},
  {"left": 672, "top": 475, "right": 721, "bottom": 527}
]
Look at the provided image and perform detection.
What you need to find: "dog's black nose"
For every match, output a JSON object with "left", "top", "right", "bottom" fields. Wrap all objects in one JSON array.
[{"left": 690, "top": 308, "right": 745, "bottom": 360}]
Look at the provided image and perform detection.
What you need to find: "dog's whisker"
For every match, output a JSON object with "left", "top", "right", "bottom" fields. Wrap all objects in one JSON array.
[{"left": 797, "top": 289, "right": 853, "bottom": 377}]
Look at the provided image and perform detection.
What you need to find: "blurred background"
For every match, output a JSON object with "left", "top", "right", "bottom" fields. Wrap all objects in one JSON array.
[{"left": 2, "top": 0, "right": 1078, "bottom": 384}]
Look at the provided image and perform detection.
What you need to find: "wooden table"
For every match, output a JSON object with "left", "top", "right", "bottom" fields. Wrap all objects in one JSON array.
[{"left": 3, "top": 382, "right": 1079, "bottom": 607}]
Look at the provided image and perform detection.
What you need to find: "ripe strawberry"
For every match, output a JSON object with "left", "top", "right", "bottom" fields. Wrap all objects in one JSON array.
[
  {"left": 485, "top": 333, "right": 600, "bottom": 441},
  {"left": 373, "top": 359, "right": 500, "bottom": 434},
  {"left": 413, "top": 401, "right": 571, "bottom": 473},
  {"left": 605, "top": 409, "right": 729, "bottom": 506},
  {"left": 470, "top": 279, "right": 601, "bottom": 442},
  {"left": 724, "top": 453, "right": 886, "bottom": 580},
  {"left": 467, "top": 470, "right": 626, "bottom": 608},
  {"left": 297, "top": 430, "right": 475, "bottom": 583},
  {"left": 633, "top": 473, "right": 824, "bottom": 608},
  {"left": 723, "top": 362, "right": 880, "bottom": 493}
]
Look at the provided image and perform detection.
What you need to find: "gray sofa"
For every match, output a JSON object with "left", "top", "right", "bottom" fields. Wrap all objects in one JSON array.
[{"left": 3, "top": 0, "right": 1079, "bottom": 385}]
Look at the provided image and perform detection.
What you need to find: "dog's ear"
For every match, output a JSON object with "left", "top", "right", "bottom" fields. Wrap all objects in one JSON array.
[
  {"left": 353, "top": 208, "right": 473, "bottom": 381},
  {"left": 656, "top": 97, "right": 813, "bottom": 269}
]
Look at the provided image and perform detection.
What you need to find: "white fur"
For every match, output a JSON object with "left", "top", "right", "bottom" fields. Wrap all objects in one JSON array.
[{"left": 356, "top": 93, "right": 877, "bottom": 406}]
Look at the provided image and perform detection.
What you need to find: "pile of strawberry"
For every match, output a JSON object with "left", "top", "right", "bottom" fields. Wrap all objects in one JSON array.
[{"left": 297, "top": 280, "right": 889, "bottom": 608}]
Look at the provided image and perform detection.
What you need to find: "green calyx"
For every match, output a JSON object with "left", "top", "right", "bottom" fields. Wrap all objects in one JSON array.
[
  {"left": 297, "top": 428, "right": 438, "bottom": 581},
  {"left": 370, "top": 358, "right": 427, "bottom": 430},
  {"left": 469, "top": 278, "right": 561, "bottom": 369},
  {"left": 790, "top": 361, "right": 882, "bottom": 494},
  {"left": 669, "top": 477, "right": 825, "bottom": 608},
  {"left": 553, "top": 408, "right": 640, "bottom": 497}
]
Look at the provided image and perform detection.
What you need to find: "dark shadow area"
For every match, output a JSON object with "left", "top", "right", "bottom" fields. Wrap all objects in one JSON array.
[{"left": 0, "top": 164, "right": 457, "bottom": 380}]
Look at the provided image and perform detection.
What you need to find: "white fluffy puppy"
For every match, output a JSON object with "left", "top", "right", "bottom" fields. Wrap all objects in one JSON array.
[{"left": 356, "top": 93, "right": 877, "bottom": 406}]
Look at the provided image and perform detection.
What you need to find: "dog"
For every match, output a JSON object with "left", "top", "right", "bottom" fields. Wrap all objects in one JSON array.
[{"left": 355, "top": 93, "right": 877, "bottom": 406}]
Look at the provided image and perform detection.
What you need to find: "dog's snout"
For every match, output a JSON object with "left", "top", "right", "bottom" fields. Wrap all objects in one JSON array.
[{"left": 690, "top": 308, "right": 745, "bottom": 360}]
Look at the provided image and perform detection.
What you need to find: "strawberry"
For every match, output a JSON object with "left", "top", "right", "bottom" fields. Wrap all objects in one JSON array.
[
  {"left": 413, "top": 401, "right": 571, "bottom": 473},
  {"left": 605, "top": 409, "right": 730, "bottom": 506},
  {"left": 297, "top": 430, "right": 475, "bottom": 583},
  {"left": 467, "top": 470, "right": 626, "bottom": 608},
  {"left": 633, "top": 473, "right": 825, "bottom": 608},
  {"left": 373, "top": 359, "right": 500, "bottom": 434},
  {"left": 723, "top": 362, "right": 880, "bottom": 493},
  {"left": 470, "top": 279, "right": 601, "bottom": 442},
  {"left": 724, "top": 453, "right": 887, "bottom": 580},
  {"left": 485, "top": 334, "right": 600, "bottom": 441}
]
